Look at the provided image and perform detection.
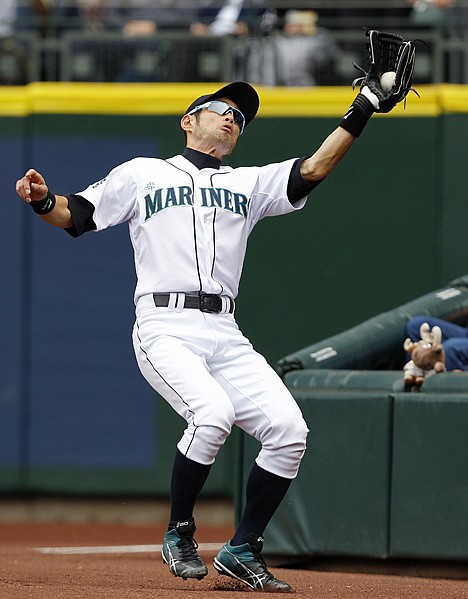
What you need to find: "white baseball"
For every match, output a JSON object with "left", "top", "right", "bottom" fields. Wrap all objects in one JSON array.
[{"left": 380, "top": 71, "right": 396, "bottom": 92}]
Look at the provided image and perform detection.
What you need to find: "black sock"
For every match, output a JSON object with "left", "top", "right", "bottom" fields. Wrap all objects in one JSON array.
[
  {"left": 231, "top": 463, "right": 292, "bottom": 546},
  {"left": 168, "top": 449, "right": 211, "bottom": 526}
]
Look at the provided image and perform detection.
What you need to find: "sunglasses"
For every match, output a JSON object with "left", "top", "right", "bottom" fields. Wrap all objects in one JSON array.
[{"left": 188, "top": 100, "right": 245, "bottom": 134}]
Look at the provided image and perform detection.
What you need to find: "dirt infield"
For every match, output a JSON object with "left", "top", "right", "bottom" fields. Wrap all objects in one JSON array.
[{"left": 1, "top": 521, "right": 468, "bottom": 599}]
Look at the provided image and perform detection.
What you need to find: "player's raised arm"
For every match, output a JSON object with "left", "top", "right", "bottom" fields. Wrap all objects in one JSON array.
[
  {"left": 301, "top": 28, "right": 417, "bottom": 183},
  {"left": 300, "top": 126, "right": 356, "bottom": 182},
  {"left": 15, "top": 168, "right": 73, "bottom": 229}
]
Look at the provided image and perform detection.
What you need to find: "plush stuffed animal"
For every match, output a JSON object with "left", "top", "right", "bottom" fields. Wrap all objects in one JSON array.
[{"left": 403, "top": 322, "right": 446, "bottom": 391}]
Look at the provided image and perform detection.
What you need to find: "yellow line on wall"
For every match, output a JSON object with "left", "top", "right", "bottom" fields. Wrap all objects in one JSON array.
[{"left": 0, "top": 82, "right": 467, "bottom": 118}]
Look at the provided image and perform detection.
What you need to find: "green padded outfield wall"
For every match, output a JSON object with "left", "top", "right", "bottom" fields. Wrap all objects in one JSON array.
[
  {"left": 391, "top": 376, "right": 468, "bottom": 560},
  {"left": 239, "top": 385, "right": 396, "bottom": 558},
  {"left": 239, "top": 371, "right": 468, "bottom": 561},
  {"left": 1, "top": 83, "right": 467, "bottom": 497}
]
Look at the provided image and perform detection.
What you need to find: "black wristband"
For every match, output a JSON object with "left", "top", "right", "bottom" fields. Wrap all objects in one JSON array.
[
  {"left": 30, "top": 191, "right": 56, "bottom": 215},
  {"left": 338, "top": 93, "right": 375, "bottom": 138}
]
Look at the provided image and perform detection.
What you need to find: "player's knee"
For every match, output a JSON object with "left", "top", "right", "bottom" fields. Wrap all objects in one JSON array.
[
  {"left": 258, "top": 415, "right": 308, "bottom": 477},
  {"left": 197, "top": 422, "right": 232, "bottom": 448},
  {"left": 181, "top": 422, "right": 232, "bottom": 465},
  {"left": 283, "top": 417, "right": 309, "bottom": 466},
  {"left": 274, "top": 413, "right": 309, "bottom": 449}
]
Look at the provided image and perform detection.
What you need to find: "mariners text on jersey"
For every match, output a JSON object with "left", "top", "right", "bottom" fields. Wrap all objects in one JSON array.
[{"left": 144, "top": 185, "right": 249, "bottom": 221}]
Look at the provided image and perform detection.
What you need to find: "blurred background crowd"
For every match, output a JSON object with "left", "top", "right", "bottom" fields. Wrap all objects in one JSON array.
[{"left": 0, "top": 0, "right": 467, "bottom": 86}]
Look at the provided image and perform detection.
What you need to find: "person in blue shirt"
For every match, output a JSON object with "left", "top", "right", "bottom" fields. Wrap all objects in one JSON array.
[{"left": 406, "top": 315, "right": 468, "bottom": 371}]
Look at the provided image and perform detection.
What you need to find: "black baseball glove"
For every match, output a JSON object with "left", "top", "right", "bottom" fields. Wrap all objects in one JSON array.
[{"left": 353, "top": 29, "right": 418, "bottom": 113}]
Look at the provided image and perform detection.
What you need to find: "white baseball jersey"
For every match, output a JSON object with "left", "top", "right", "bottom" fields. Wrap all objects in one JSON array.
[{"left": 76, "top": 154, "right": 307, "bottom": 303}]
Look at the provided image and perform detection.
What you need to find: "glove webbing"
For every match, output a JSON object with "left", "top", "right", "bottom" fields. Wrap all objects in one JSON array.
[{"left": 338, "top": 93, "right": 375, "bottom": 138}]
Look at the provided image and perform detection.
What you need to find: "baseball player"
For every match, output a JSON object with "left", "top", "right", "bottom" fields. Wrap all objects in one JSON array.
[{"left": 16, "top": 36, "right": 414, "bottom": 590}]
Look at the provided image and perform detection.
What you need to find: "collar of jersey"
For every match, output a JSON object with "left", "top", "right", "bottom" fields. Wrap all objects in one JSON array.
[{"left": 183, "top": 148, "right": 221, "bottom": 170}]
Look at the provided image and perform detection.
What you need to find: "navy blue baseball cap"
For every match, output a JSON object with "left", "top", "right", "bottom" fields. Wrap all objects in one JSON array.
[{"left": 184, "top": 82, "right": 260, "bottom": 128}]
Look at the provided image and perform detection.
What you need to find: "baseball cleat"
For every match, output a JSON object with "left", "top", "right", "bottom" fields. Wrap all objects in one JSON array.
[
  {"left": 213, "top": 534, "right": 292, "bottom": 593},
  {"left": 161, "top": 519, "right": 208, "bottom": 581}
]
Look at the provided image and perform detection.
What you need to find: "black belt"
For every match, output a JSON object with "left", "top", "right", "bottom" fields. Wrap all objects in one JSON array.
[{"left": 153, "top": 293, "right": 234, "bottom": 314}]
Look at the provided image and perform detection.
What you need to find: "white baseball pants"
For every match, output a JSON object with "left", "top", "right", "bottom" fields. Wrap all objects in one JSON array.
[{"left": 133, "top": 294, "right": 308, "bottom": 479}]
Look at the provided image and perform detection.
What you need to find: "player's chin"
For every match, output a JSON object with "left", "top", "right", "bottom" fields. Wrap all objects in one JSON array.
[{"left": 216, "top": 134, "right": 237, "bottom": 154}]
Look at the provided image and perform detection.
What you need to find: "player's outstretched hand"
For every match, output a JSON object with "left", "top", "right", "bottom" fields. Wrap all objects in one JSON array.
[
  {"left": 16, "top": 169, "right": 48, "bottom": 203},
  {"left": 353, "top": 29, "right": 418, "bottom": 114}
]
